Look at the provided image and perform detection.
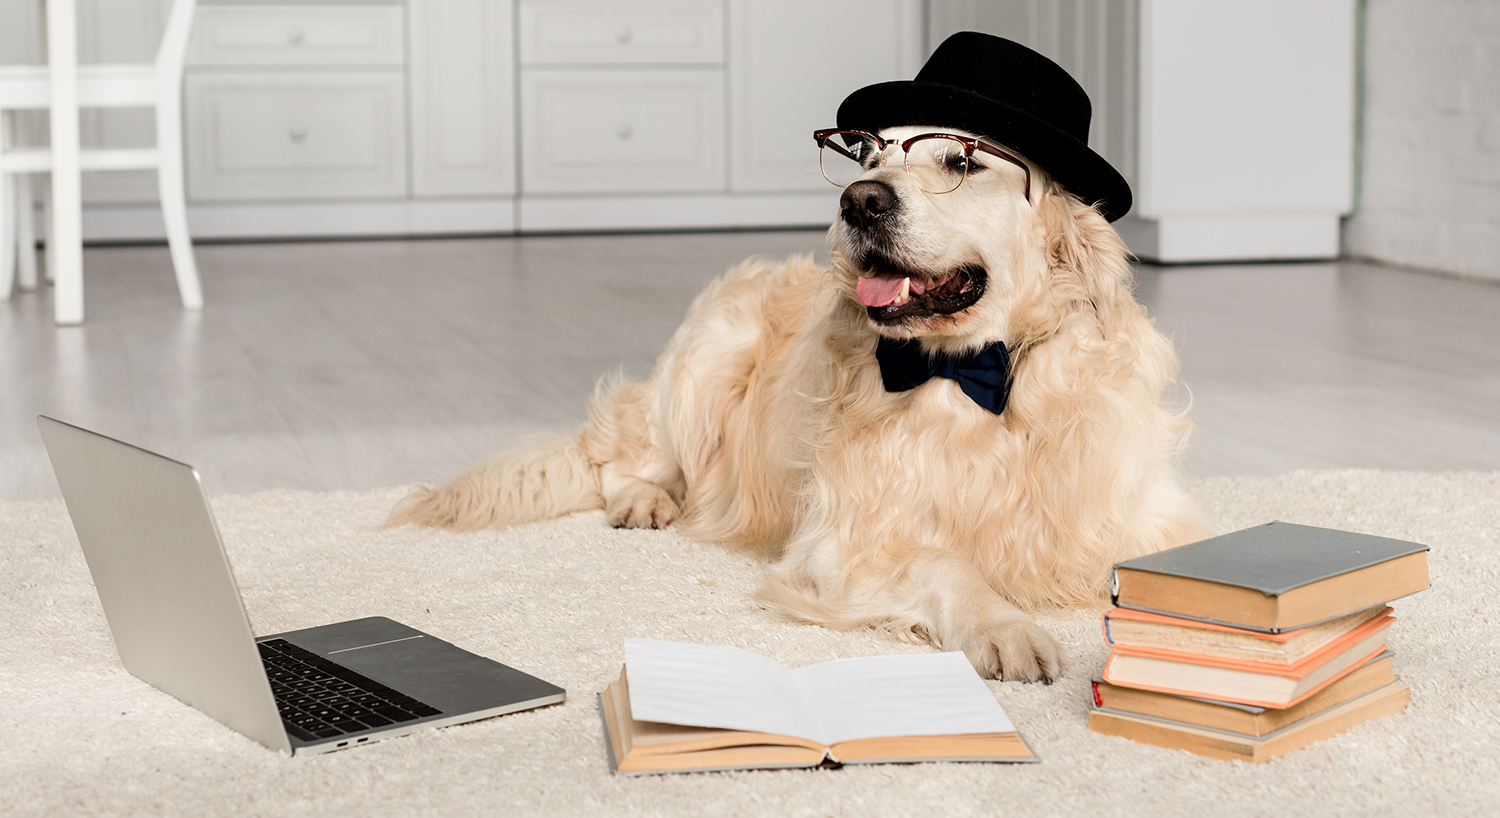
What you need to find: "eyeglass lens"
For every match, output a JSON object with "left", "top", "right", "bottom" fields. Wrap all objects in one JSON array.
[{"left": 819, "top": 132, "right": 971, "bottom": 194}]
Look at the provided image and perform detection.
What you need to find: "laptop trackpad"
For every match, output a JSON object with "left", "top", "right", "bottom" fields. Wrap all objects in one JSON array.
[{"left": 264, "top": 616, "right": 564, "bottom": 713}]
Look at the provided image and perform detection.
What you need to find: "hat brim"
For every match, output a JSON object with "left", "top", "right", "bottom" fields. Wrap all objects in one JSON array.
[{"left": 837, "top": 80, "right": 1132, "bottom": 222}]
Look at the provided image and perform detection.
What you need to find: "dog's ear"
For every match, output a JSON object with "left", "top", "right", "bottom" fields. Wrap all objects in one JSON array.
[{"left": 1031, "top": 179, "right": 1136, "bottom": 338}]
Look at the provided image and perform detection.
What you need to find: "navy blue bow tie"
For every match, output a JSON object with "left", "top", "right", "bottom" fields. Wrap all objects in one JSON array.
[{"left": 875, "top": 337, "right": 1013, "bottom": 415}]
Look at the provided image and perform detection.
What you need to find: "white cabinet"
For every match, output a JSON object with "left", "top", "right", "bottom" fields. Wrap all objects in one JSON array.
[
  {"left": 408, "top": 0, "right": 516, "bottom": 196},
  {"left": 187, "top": 5, "right": 406, "bottom": 65},
  {"left": 183, "top": 0, "right": 517, "bottom": 205},
  {"left": 514, "top": 0, "right": 918, "bottom": 231},
  {"left": 185, "top": 4, "right": 408, "bottom": 201},
  {"left": 518, "top": 0, "right": 724, "bottom": 64},
  {"left": 728, "top": 0, "right": 922, "bottom": 192},
  {"left": 527, "top": 0, "right": 921, "bottom": 203},
  {"left": 520, "top": 69, "right": 726, "bottom": 194},
  {"left": 1124, "top": 0, "right": 1355, "bottom": 262},
  {"left": 3, "top": 0, "right": 922, "bottom": 238},
  {"left": 928, "top": 0, "right": 1357, "bottom": 262},
  {"left": 517, "top": 0, "right": 727, "bottom": 196},
  {"left": 186, "top": 72, "right": 409, "bottom": 200}
]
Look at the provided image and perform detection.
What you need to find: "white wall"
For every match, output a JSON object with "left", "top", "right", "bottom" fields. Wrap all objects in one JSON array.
[
  {"left": 1343, "top": 0, "right": 1500, "bottom": 282},
  {"left": 928, "top": 0, "right": 1357, "bottom": 263}
]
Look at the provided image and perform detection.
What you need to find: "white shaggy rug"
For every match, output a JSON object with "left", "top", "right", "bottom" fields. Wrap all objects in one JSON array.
[{"left": 2, "top": 470, "right": 1498, "bottom": 818}]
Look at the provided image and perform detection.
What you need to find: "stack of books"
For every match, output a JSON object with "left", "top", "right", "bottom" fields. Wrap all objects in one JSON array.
[{"left": 1088, "top": 521, "right": 1430, "bottom": 762}]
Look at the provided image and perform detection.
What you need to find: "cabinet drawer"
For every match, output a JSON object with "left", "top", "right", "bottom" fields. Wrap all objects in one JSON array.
[
  {"left": 189, "top": 6, "right": 405, "bottom": 66},
  {"left": 186, "top": 73, "right": 408, "bottom": 201},
  {"left": 520, "top": 70, "right": 726, "bottom": 194},
  {"left": 519, "top": 0, "right": 724, "bottom": 65}
]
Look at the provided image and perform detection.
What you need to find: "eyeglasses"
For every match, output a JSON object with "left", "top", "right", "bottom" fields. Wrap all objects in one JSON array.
[{"left": 812, "top": 128, "right": 1031, "bottom": 198}]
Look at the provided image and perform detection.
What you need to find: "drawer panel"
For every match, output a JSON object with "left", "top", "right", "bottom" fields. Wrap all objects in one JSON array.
[
  {"left": 519, "top": 0, "right": 724, "bottom": 65},
  {"left": 186, "top": 73, "right": 408, "bottom": 200},
  {"left": 520, "top": 69, "right": 726, "bottom": 194},
  {"left": 189, "top": 6, "right": 405, "bottom": 66}
]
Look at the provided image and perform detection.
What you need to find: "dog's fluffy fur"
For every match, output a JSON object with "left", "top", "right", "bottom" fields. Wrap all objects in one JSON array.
[{"left": 388, "top": 127, "right": 1208, "bottom": 681}]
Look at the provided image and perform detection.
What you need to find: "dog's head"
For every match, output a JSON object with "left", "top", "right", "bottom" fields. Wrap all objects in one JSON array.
[{"left": 826, "top": 125, "right": 1128, "bottom": 354}]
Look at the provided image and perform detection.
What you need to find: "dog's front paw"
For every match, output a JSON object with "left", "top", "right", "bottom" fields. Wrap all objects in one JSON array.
[
  {"left": 954, "top": 612, "right": 1063, "bottom": 684},
  {"left": 605, "top": 481, "right": 679, "bottom": 529}
]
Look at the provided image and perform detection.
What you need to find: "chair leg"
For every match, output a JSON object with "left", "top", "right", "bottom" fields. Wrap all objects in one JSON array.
[
  {"left": 156, "top": 93, "right": 202, "bottom": 311},
  {"left": 41, "top": 173, "right": 54, "bottom": 286},
  {"left": 1, "top": 110, "right": 39, "bottom": 291},
  {"left": 16, "top": 173, "right": 38, "bottom": 291},
  {"left": 47, "top": 0, "right": 84, "bottom": 325},
  {"left": 49, "top": 166, "right": 83, "bottom": 326},
  {"left": 1, "top": 173, "right": 14, "bottom": 303}
]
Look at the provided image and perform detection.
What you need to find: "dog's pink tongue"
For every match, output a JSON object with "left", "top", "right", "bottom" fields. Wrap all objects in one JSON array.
[{"left": 856, "top": 273, "right": 910, "bottom": 308}]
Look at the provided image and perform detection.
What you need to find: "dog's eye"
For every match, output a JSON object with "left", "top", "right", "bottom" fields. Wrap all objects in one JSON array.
[
  {"left": 923, "top": 141, "right": 978, "bottom": 179},
  {"left": 836, "top": 137, "right": 881, "bottom": 169}
]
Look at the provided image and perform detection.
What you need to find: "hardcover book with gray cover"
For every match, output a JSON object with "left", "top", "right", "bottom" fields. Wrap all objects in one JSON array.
[{"left": 1110, "top": 522, "right": 1430, "bottom": 631}]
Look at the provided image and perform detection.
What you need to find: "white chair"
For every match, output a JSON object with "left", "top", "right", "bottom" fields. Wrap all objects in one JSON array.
[{"left": 1, "top": 0, "right": 202, "bottom": 325}]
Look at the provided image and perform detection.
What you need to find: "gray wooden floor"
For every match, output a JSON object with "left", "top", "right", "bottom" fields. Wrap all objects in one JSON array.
[{"left": 3, "top": 231, "right": 1498, "bottom": 499}]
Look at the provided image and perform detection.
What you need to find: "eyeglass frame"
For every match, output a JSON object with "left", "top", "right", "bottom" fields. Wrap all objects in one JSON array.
[{"left": 812, "top": 128, "right": 1032, "bottom": 201}]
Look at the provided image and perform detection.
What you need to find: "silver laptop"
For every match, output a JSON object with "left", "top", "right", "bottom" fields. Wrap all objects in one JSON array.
[{"left": 38, "top": 415, "right": 565, "bottom": 755}]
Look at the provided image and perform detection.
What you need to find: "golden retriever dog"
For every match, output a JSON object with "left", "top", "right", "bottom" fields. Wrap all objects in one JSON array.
[{"left": 388, "top": 33, "right": 1208, "bottom": 682}]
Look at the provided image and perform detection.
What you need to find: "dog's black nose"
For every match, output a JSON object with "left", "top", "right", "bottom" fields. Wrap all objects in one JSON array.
[{"left": 840, "top": 180, "right": 897, "bottom": 230}]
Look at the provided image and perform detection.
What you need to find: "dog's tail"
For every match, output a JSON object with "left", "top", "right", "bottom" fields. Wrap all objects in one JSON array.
[{"left": 384, "top": 433, "right": 602, "bottom": 531}]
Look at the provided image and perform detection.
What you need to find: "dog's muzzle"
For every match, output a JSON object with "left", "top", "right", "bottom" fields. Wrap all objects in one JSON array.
[{"left": 837, "top": 179, "right": 988, "bottom": 325}]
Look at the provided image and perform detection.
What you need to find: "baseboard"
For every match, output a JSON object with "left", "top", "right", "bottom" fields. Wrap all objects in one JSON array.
[
  {"left": 78, "top": 198, "right": 517, "bottom": 242},
  {"left": 1117, "top": 212, "right": 1344, "bottom": 263},
  {"left": 516, "top": 191, "right": 838, "bottom": 234},
  {"left": 74, "top": 199, "right": 1336, "bottom": 261},
  {"left": 73, "top": 192, "right": 838, "bottom": 243}
]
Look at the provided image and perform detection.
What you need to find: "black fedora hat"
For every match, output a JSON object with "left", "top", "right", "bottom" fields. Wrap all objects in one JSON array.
[{"left": 837, "top": 32, "right": 1132, "bottom": 222}]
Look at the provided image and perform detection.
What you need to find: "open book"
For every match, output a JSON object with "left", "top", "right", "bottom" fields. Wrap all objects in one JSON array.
[{"left": 600, "top": 639, "right": 1037, "bottom": 774}]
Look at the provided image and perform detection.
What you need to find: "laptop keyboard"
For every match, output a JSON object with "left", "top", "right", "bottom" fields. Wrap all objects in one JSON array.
[{"left": 258, "top": 638, "right": 443, "bottom": 742}]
